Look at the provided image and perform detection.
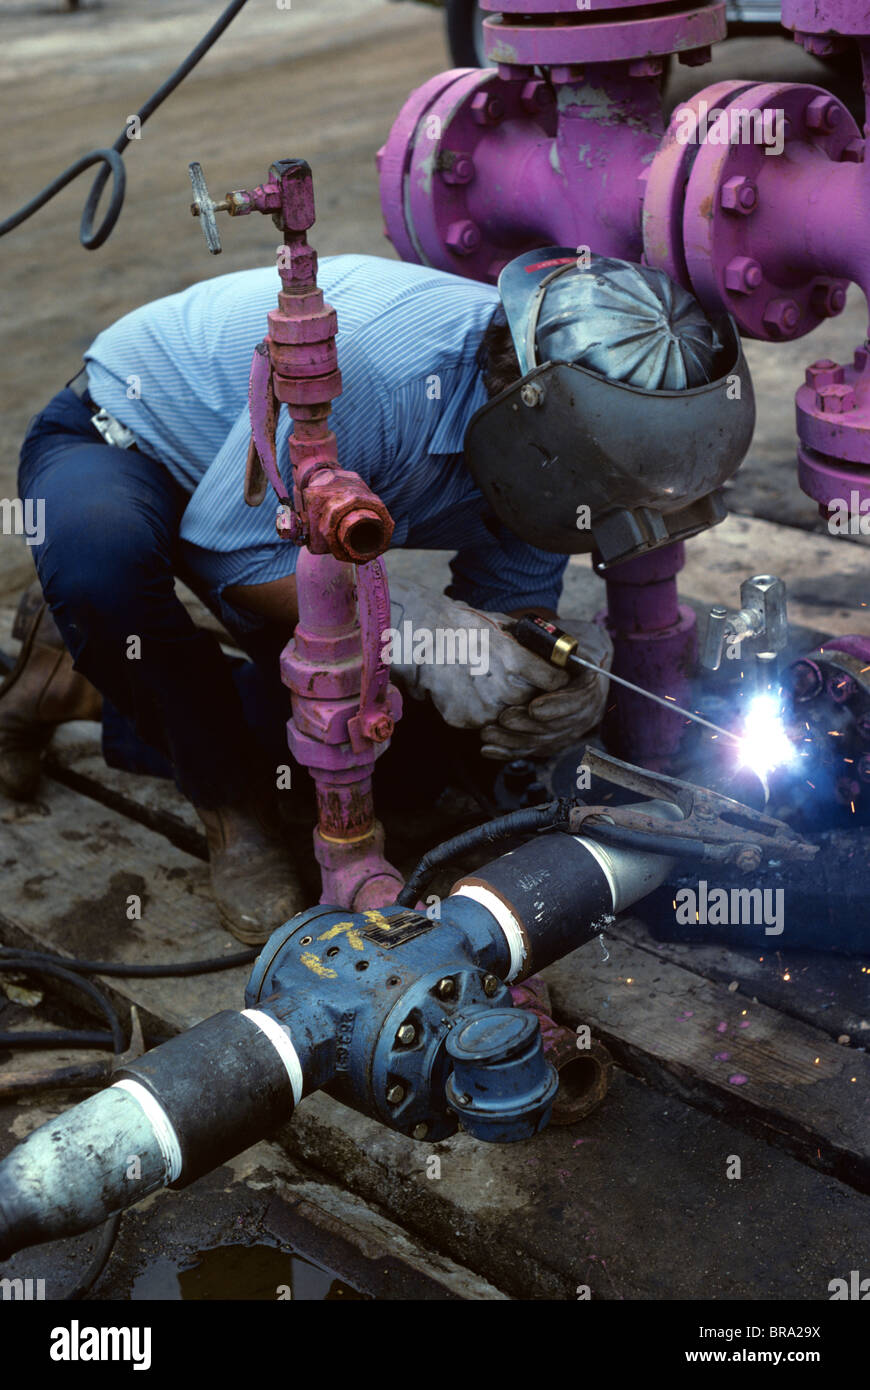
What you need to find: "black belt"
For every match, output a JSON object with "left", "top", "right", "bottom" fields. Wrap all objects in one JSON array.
[{"left": 67, "top": 371, "right": 139, "bottom": 451}]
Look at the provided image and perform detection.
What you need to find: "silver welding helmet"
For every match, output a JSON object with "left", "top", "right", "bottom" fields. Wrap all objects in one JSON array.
[{"left": 464, "top": 248, "right": 755, "bottom": 567}]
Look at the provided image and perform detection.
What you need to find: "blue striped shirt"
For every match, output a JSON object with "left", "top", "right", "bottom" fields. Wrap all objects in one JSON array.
[{"left": 84, "top": 254, "right": 568, "bottom": 615}]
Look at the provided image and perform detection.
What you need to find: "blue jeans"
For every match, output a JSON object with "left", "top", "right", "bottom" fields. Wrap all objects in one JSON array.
[{"left": 18, "top": 388, "right": 292, "bottom": 808}]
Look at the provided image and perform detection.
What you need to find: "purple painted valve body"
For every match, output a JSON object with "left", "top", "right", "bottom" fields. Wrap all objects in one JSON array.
[
  {"left": 241, "top": 160, "right": 404, "bottom": 908},
  {"left": 379, "top": 1, "right": 870, "bottom": 763}
]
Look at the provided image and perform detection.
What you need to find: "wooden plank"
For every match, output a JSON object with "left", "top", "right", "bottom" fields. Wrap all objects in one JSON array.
[
  {"left": 609, "top": 914, "right": 870, "bottom": 1045},
  {"left": 0, "top": 780, "right": 250, "bottom": 1037},
  {"left": 278, "top": 1073, "right": 870, "bottom": 1300},
  {"left": 542, "top": 930, "right": 870, "bottom": 1190}
]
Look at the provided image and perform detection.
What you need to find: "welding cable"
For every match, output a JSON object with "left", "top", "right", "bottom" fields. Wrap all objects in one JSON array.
[
  {"left": 570, "top": 821, "right": 712, "bottom": 861},
  {"left": 0, "top": 1030, "right": 124, "bottom": 1050},
  {"left": 396, "top": 799, "right": 572, "bottom": 908},
  {"left": 0, "top": 943, "right": 257, "bottom": 977},
  {"left": 63, "top": 1213, "right": 123, "bottom": 1302},
  {"left": 0, "top": 957, "right": 126, "bottom": 1054},
  {"left": 0, "top": 0, "right": 251, "bottom": 250}
]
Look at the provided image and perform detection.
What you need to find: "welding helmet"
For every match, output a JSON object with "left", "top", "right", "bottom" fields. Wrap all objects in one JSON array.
[{"left": 464, "top": 248, "right": 755, "bottom": 567}]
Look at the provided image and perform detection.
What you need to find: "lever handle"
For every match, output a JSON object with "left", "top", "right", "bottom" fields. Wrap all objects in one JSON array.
[
  {"left": 188, "top": 161, "right": 227, "bottom": 255},
  {"left": 701, "top": 606, "right": 730, "bottom": 671}
]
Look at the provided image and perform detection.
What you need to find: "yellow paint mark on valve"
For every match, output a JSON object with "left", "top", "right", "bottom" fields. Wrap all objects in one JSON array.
[
  {"left": 300, "top": 952, "right": 337, "bottom": 980},
  {"left": 317, "top": 921, "right": 365, "bottom": 951},
  {"left": 363, "top": 909, "right": 392, "bottom": 931}
]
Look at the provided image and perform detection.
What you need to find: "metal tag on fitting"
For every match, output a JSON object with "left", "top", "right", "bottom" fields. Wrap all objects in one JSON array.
[
  {"left": 362, "top": 910, "right": 434, "bottom": 949},
  {"left": 91, "top": 408, "right": 138, "bottom": 450}
]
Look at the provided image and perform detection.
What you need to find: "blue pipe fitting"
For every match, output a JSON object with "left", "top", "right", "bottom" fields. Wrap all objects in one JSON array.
[{"left": 445, "top": 1008, "right": 559, "bottom": 1142}]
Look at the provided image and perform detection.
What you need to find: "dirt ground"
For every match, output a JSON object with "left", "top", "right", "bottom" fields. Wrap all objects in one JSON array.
[{"left": 0, "top": 0, "right": 868, "bottom": 573}]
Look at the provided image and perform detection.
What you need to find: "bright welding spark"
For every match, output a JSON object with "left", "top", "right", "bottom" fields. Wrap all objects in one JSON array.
[{"left": 735, "top": 692, "right": 798, "bottom": 780}]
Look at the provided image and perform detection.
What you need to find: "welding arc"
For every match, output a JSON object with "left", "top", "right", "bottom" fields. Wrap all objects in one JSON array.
[{"left": 565, "top": 651, "right": 744, "bottom": 748}]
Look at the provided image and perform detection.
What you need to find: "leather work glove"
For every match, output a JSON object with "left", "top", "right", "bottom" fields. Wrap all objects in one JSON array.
[
  {"left": 386, "top": 576, "right": 569, "bottom": 730},
  {"left": 479, "top": 616, "right": 613, "bottom": 761}
]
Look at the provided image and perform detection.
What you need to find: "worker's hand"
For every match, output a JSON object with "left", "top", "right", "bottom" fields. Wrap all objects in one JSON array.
[
  {"left": 385, "top": 576, "right": 569, "bottom": 729},
  {"left": 480, "top": 617, "right": 613, "bottom": 760}
]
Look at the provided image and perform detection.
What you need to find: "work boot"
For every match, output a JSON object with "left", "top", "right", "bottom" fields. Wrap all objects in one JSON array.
[
  {"left": 195, "top": 799, "right": 309, "bottom": 946},
  {"left": 0, "top": 584, "right": 102, "bottom": 801}
]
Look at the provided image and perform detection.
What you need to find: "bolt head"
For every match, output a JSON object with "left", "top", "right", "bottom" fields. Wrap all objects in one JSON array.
[
  {"left": 520, "top": 381, "right": 545, "bottom": 407},
  {"left": 677, "top": 45, "right": 712, "bottom": 66},
  {"left": 762, "top": 297, "right": 800, "bottom": 335},
  {"left": 789, "top": 660, "right": 823, "bottom": 702},
  {"left": 386, "top": 1083, "right": 405, "bottom": 1105},
  {"left": 736, "top": 845, "right": 762, "bottom": 872},
  {"left": 841, "top": 139, "right": 865, "bottom": 163},
  {"left": 724, "top": 256, "right": 762, "bottom": 293},
  {"left": 805, "top": 95, "right": 841, "bottom": 131},
  {"left": 412, "top": 1123, "right": 429, "bottom": 1141},
  {"left": 816, "top": 383, "right": 855, "bottom": 414},
  {"left": 396, "top": 1023, "right": 416, "bottom": 1046},
  {"left": 483, "top": 975, "right": 500, "bottom": 998},
  {"left": 445, "top": 219, "right": 481, "bottom": 256},
  {"left": 805, "top": 359, "right": 843, "bottom": 389},
  {"left": 471, "top": 90, "right": 504, "bottom": 126},
  {"left": 520, "top": 79, "right": 554, "bottom": 115},
  {"left": 829, "top": 672, "right": 857, "bottom": 703},
  {"left": 440, "top": 152, "right": 475, "bottom": 186},
  {"left": 721, "top": 176, "right": 757, "bottom": 214},
  {"left": 436, "top": 977, "right": 455, "bottom": 1000},
  {"left": 811, "top": 280, "right": 847, "bottom": 318}
]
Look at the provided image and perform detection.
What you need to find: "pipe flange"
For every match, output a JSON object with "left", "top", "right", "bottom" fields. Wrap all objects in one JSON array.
[
  {"left": 399, "top": 68, "right": 556, "bottom": 281},
  {"left": 796, "top": 347, "right": 870, "bottom": 490},
  {"left": 643, "top": 80, "right": 754, "bottom": 287},
  {"left": 680, "top": 83, "right": 857, "bottom": 339},
  {"left": 378, "top": 68, "right": 477, "bottom": 265},
  {"left": 482, "top": 3, "right": 725, "bottom": 68}
]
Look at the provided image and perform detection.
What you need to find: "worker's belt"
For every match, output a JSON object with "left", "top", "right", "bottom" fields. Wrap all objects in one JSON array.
[{"left": 68, "top": 373, "right": 139, "bottom": 452}]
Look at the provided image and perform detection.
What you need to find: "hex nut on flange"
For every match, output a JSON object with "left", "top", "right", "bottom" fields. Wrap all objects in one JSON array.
[
  {"left": 805, "top": 359, "right": 843, "bottom": 390},
  {"left": 446, "top": 219, "right": 481, "bottom": 255},
  {"left": 805, "top": 95, "right": 841, "bottom": 131},
  {"left": 386, "top": 1084, "right": 405, "bottom": 1105},
  {"left": 471, "top": 91, "right": 505, "bottom": 126},
  {"left": 396, "top": 1023, "right": 417, "bottom": 1046},
  {"left": 520, "top": 382, "right": 545, "bottom": 407},
  {"left": 724, "top": 256, "right": 762, "bottom": 293},
  {"left": 720, "top": 176, "right": 757, "bottom": 214},
  {"left": 816, "top": 384, "right": 855, "bottom": 413},
  {"left": 521, "top": 79, "right": 554, "bottom": 115},
  {"left": 436, "top": 978, "right": 455, "bottom": 999},
  {"left": 762, "top": 297, "right": 800, "bottom": 334}
]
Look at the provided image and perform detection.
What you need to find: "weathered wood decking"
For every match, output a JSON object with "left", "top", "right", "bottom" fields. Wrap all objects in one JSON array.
[{"left": 1, "top": 510, "right": 868, "bottom": 1300}]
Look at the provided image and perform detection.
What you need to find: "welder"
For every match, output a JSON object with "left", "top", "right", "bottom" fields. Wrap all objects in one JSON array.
[{"left": 0, "top": 249, "right": 752, "bottom": 943}]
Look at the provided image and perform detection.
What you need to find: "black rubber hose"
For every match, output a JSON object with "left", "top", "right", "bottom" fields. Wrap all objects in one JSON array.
[
  {"left": 0, "top": 958, "right": 125, "bottom": 1054},
  {"left": 0, "top": 1031, "right": 121, "bottom": 1050},
  {"left": 575, "top": 821, "right": 717, "bottom": 861},
  {"left": 0, "top": 0, "right": 251, "bottom": 249},
  {"left": 0, "top": 944, "right": 257, "bottom": 977},
  {"left": 396, "top": 799, "right": 571, "bottom": 907},
  {"left": 64, "top": 1213, "right": 122, "bottom": 1301}
]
